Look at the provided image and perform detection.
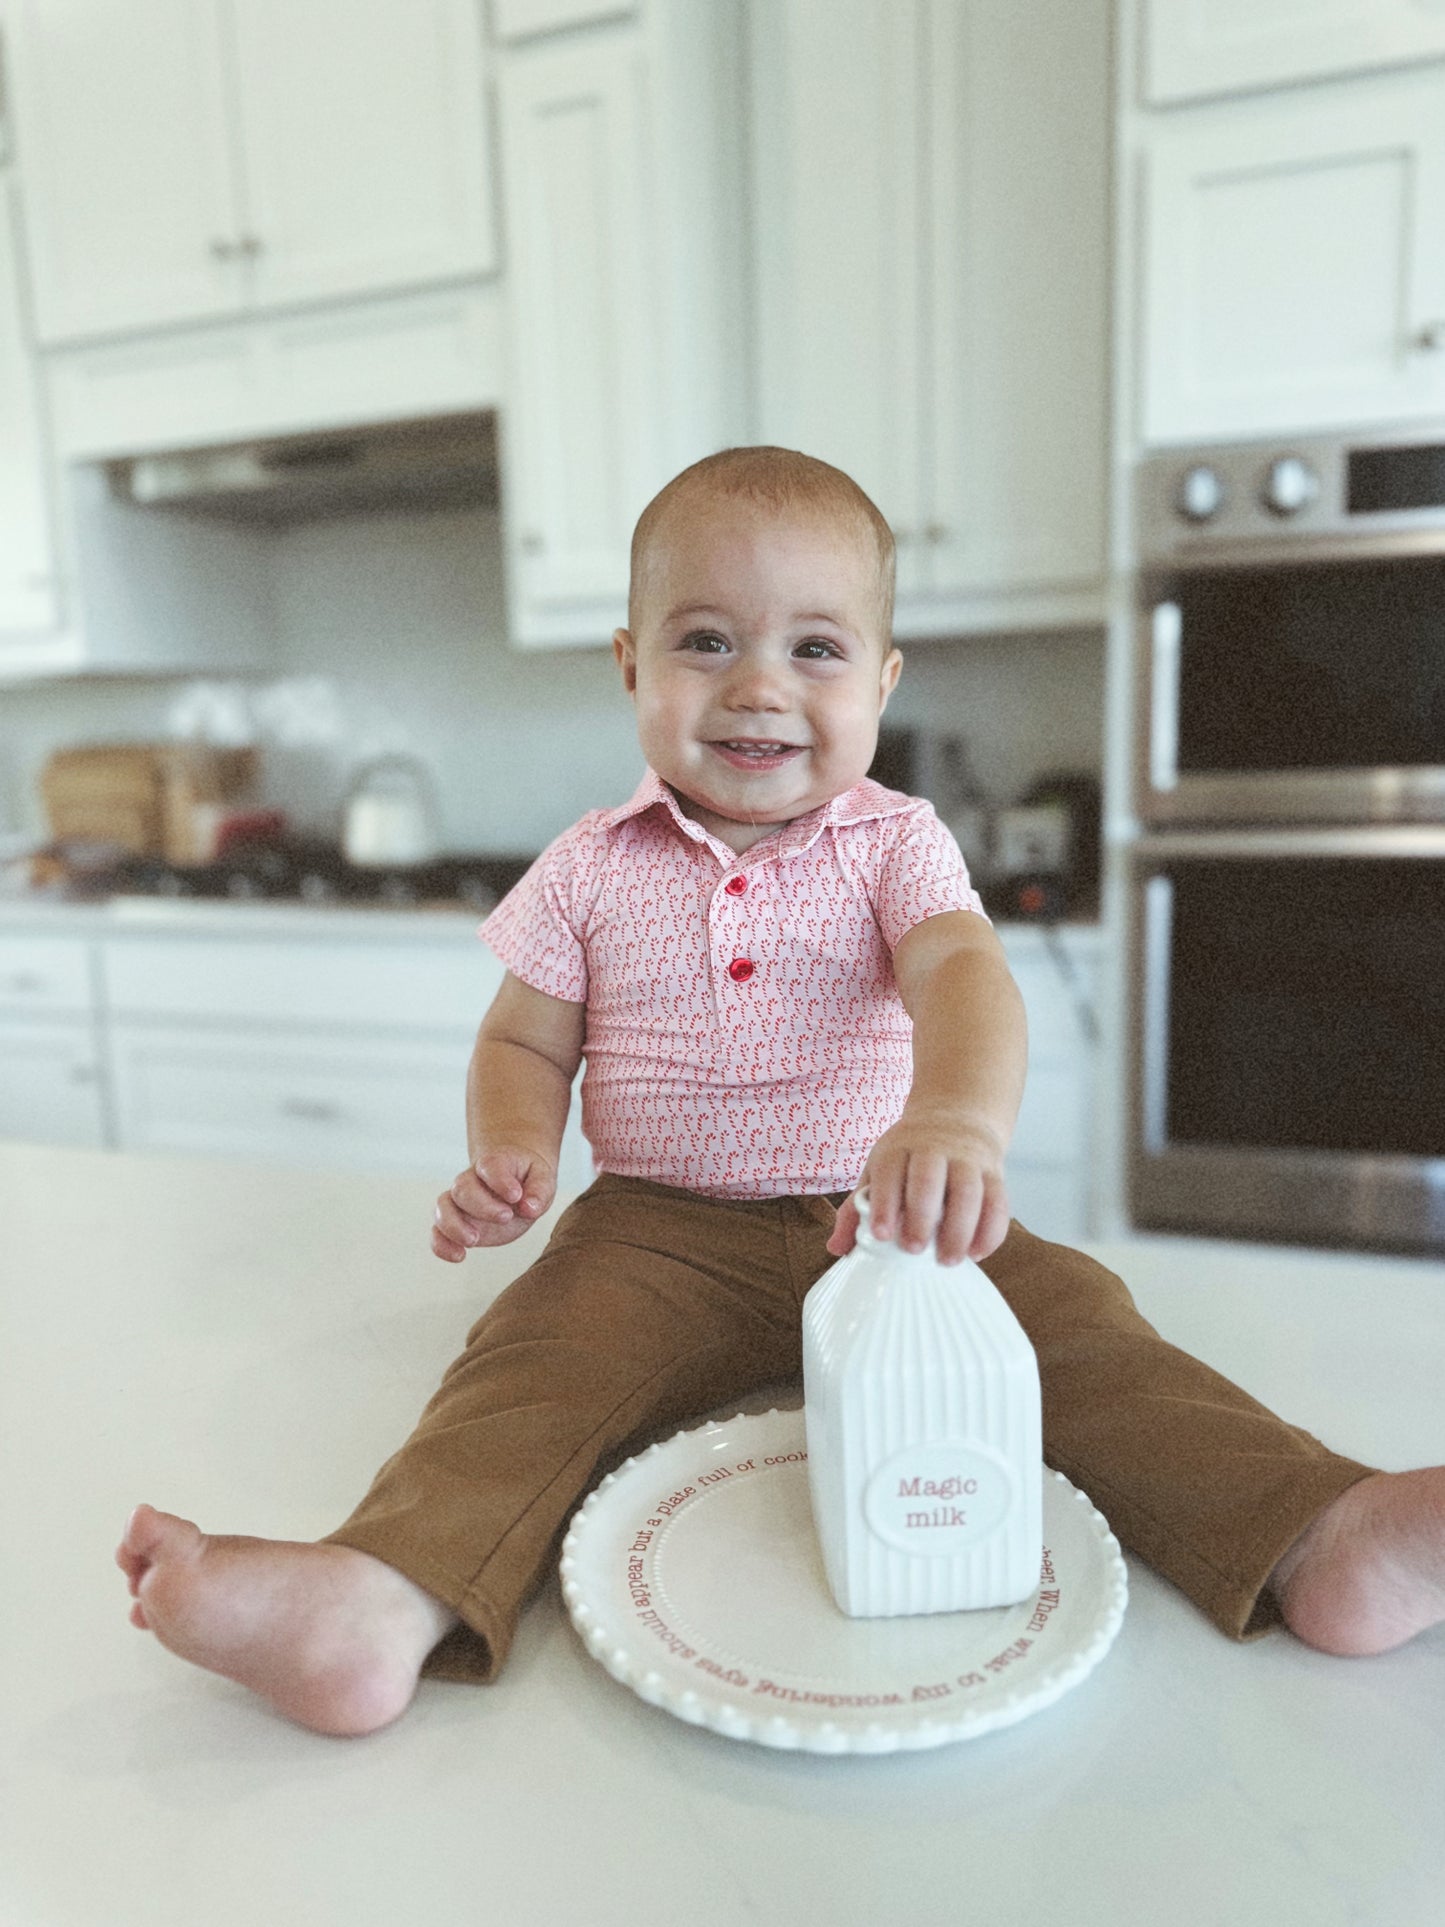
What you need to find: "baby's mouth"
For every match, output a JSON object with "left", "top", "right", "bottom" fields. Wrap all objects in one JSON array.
[{"left": 709, "top": 739, "right": 806, "bottom": 771}]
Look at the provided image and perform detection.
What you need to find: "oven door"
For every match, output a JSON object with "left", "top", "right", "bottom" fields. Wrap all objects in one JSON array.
[
  {"left": 1137, "top": 539, "right": 1445, "bottom": 827},
  {"left": 1130, "top": 828, "right": 1445, "bottom": 1252}
]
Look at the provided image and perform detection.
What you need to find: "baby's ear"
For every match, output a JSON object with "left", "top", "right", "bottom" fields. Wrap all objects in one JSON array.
[{"left": 613, "top": 628, "right": 638, "bottom": 692}]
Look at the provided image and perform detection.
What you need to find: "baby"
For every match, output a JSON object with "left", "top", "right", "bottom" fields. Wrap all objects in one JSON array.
[{"left": 118, "top": 447, "right": 1445, "bottom": 1736}]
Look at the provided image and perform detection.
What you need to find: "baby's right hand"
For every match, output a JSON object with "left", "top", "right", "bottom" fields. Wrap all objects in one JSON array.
[{"left": 431, "top": 1149, "right": 555, "bottom": 1262}]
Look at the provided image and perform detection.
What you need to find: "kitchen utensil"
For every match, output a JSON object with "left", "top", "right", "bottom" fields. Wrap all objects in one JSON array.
[
  {"left": 39, "top": 744, "right": 256, "bottom": 860},
  {"left": 340, "top": 755, "right": 443, "bottom": 868}
]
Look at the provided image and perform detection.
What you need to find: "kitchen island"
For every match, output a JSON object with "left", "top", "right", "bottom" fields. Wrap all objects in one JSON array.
[{"left": 2, "top": 1142, "right": 1441, "bottom": 1927}]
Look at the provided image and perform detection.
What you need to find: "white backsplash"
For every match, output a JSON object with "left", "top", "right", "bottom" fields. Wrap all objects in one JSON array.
[{"left": 0, "top": 505, "right": 1104, "bottom": 854}]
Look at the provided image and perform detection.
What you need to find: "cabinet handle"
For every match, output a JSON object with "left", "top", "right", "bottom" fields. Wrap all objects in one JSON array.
[
  {"left": 519, "top": 530, "right": 545, "bottom": 555},
  {"left": 238, "top": 234, "right": 264, "bottom": 258},
  {"left": 0, "top": 971, "right": 45, "bottom": 995},
  {"left": 209, "top": 237, "right": 240, "bottom": 261},
  {"left": 280, "top": 1096, "right": 343, "bottom": 1123},
  {"left": 1410, "top": 320, "right": 1445, "bottom": 353},
  {"left": 925, "top": 522, "right": 949, "bottom": 544}
]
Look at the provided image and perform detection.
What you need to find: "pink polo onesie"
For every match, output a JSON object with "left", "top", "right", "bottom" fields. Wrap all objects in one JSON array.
[{"left": 478, "top": 771, "right": 986, "bottom": 1199}]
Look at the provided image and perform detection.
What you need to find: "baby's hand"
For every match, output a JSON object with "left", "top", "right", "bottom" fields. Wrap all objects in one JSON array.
[
  {"left": 431, "top": 1149, "right": 555, "bottom": 1262},
  {"left": 826, "top": 1109, "right": 1010, "bottom": 1267}
]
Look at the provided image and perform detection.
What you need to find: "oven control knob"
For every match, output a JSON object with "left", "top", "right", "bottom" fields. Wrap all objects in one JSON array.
[
  {"left": 1261, "top": 455, "right": 1320, "bottom": 517},
  {"left": 1176, "top": 463, "right": 1225, "bottom": 523}
]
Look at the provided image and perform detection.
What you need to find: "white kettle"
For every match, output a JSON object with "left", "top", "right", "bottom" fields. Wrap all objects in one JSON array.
[{"left": 340, "top": 756, "right": 443, "bottom": 867}]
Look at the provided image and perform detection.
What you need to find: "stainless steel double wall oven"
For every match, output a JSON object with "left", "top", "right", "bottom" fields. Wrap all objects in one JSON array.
[{"left": 1130, "top": 427, "right": 1445, "bottom": 1252}]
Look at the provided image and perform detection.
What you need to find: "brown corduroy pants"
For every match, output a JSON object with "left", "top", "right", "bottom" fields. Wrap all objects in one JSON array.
[{"left": 324, "top": 1175, "right": 1372, "bottom": 1682}]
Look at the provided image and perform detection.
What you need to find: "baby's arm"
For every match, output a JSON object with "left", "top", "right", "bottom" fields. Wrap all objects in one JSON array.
[
  {"left": 828, "top": 909, "right": 1026, "bottom": 1267},
  {"left": 431, "top": 971, "right": 585, "bottom": 1262}
]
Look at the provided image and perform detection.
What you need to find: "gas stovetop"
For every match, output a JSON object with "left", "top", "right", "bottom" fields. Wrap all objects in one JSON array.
[{"left": 100, "top": 842, "right": 534, "bottom": 912}]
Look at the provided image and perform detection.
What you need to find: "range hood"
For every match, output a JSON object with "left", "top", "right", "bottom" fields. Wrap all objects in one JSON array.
[{"left": 104, "top": 411, "right": 500, "bottom": 524}]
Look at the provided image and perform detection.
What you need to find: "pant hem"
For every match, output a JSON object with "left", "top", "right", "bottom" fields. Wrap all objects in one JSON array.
[
  {"left": 1052, "top": 1452, "right": 1376, "bottom": 1641},
  {"left": 319, "top": 1524, "right": 511, "bottom": 1684}
]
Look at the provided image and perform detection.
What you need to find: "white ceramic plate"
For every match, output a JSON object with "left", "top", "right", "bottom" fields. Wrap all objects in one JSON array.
[{"left": 560, "top": 1408, "right": 1128, "bottom": 1754}]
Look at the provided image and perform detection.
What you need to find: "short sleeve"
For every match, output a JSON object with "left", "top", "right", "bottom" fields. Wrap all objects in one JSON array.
[
  {"left": 477, "top": 823, "right": 595, "bottom": 1003},
  {"left": 871, "top": 804, "right": 988, "bottom": 952}
]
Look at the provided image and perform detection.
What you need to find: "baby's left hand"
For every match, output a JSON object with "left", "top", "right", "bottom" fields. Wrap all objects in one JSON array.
[{"left": 826, "top": 1107, "right": 1011, "bottom": 1267}]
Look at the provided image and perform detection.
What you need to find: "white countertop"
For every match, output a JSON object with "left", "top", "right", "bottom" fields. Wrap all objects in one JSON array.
[
  {"left": 3, "top": 1143, "right": 1440, "bottom": 1927},
  {"left": 0, "top": 889, "right": 485, "bottom": 941},
  {"left": 0, "top": 888, "right": 1106, "bottom": 948}
]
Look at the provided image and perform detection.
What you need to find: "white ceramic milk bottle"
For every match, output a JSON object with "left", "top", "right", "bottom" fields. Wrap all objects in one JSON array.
[{"left": 803, "top": 1192, "right": 1043, "bottom": 1617}]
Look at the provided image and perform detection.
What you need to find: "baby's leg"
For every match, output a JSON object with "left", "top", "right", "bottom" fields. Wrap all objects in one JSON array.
[
  {"left": 980, "top": 1224, "right": 1443, "bottom": 1652},
  {"left": 322, "top": 1178, "right": 812, "bottom": 1684},
  {"left": 119, "top": 1178, "right": 814, "bottom": 1730}
]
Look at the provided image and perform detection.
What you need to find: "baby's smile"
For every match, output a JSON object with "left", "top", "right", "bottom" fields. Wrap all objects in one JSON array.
[{"left": 709, "top": 737, "right": 808, "bottom": 770}]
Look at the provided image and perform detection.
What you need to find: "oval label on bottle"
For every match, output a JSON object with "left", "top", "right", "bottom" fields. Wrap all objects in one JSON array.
[{"left": 863, "top": 1442, "right": 1015, "bottom": 1557}]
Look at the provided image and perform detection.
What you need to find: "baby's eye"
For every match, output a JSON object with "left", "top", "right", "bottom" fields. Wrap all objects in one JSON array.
[
  {"left": 794, "top": 637, "right": 843, "bottom": 660},
  {"left": 679, "top": 630, "right": 729, "bottom": 654}
]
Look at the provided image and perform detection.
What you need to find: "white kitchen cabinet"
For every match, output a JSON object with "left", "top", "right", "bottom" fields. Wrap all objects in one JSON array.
[
  {"left": 496, "top": 0, "right": 748, "bottom": 648},
  {"left": 5, "top": 0, "right": 497, "bottom": 346},
  {"left": 1139, "top": 64, "right": 1445, "bottom": 444},
  {"left": 108, "top": 1027, "right": 474, "bottom": 1175},
  {"left": 101, "top": 927, "right": 489, "bottom": 1178},
  {"left": 0, "top": 1018, "right": 108, "bottom": 1146},
  {"left": 1140, "top": 0, "right": 1445, "bottom": 106},
  {"left": 999, "top": 927, "right": 1102, "bottom": 1243},
  {"left": 0, "top": 175, "right": 60, "bottom": 639},
  {"left": 0, "top": 932, "right": 107, "bottom": 1147},
  {"left": 750, "top": 0, "right": 1110, "bottom": 638},
  {"left": 94, "top": 920, "right": 595, "bottom": 1194}
]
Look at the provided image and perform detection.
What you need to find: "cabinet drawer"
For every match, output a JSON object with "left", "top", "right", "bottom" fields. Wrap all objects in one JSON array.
[
  {"left": 0, "top": 1016, "right": 108, "bottom": 1147},
  {"left": 0, "top": 935, "right": 95, "bottom": 1014},
  {"left": 1011, "top": 1065, "right": 1086, "bottom": 1168},
  {"left": 101, "top": 935, "right": 498, "bottom": 1031},
  {"left": 1009, "top": 954, "right": 1097, "bottom": 1066},
  {"left": 110, "top": 1028, "right": 471, "bottom": 1173}
]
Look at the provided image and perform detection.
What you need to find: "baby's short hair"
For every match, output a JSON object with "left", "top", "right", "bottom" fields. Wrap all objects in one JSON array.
[{"left": 628, "top": 446, "right": 896, "bottom": 640}]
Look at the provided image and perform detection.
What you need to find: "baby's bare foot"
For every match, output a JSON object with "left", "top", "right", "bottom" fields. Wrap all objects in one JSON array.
[
  {"left": 1272, "top": 1468, "right": 1445, "bottom": 1657},
  {"left": 116, "top": 1504, "right": 457, "bottom": 1735}
]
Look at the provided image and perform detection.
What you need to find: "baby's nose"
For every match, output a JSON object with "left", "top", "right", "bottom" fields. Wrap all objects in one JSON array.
[{"left": 723, "top": 659, "right": 789, "bottom": 710}]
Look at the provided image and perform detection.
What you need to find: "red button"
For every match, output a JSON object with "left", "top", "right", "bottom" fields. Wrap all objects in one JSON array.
[
  {"left": 724, "top": 874, "right": 747, "bottom": 896},
  {"left": 728, "top": 958, "right": 754, "bottom": 983}
]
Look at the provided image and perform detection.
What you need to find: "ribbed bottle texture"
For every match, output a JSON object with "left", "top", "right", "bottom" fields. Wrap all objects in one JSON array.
[{"left": 802, "top": 1196, "right": 1042, "bottom": 1617}]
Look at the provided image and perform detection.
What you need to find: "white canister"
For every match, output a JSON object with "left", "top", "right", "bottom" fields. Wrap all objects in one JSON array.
[{"left": 803, "top": 1193, "right": 1042, "bottom": 1618}]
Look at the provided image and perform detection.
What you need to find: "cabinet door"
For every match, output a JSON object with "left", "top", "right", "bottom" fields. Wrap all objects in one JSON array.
[
  {"left": 926, "top": 0, "right": 1109, "bottom": 600},
  {"left": 497, "top": 34, "right": 673, "bottom": 643},
  {"left": 1141, "top": 68, "right": 1445, "bottom": 444},
  {"left": 0, "top": 1019, "right": 108, "bottom": 1147},
  {"left": 7, "top": 0, "right": 244, "bottom": 343},
  {"left": 749, "top": 0, "right": 929, "bottom": 599},
  {"left": 1000, "top": 933, "right": 1100, "bottom": 1242},
  {"left": 1142, "top": 0, "right": 1445, "bottom": 105},
  {"left": 229, "top": 0, "right": 498, "bottom": 313},
  {"left": 109, "top": 1026, "right": 470, "bottom": 1173},
  {"left": 0, "top": 181, "right": 58, "bottom": 635},
  {"left": 496, "top": 2, "right": 746, "bottom": 647}
]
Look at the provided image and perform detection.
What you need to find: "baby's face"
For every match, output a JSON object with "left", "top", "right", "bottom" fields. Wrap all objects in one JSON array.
[{"left": 614, "top": 499, "right": 901, "bottom": 854}]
